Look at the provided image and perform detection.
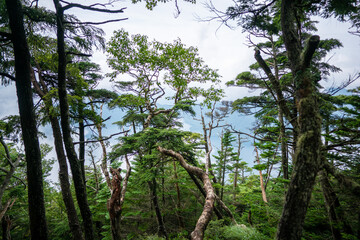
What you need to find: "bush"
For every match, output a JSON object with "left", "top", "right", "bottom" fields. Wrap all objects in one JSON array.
[{"left": 204, "top": 220, "right": 270, "bottom": 240}]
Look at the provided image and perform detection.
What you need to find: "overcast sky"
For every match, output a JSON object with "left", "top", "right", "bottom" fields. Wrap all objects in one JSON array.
[
  {"left": 1, "top": 0, "right": 359, "bottom": 178},
  {"left": 1, "top": 0, "right": 359, "bottom": 118}
]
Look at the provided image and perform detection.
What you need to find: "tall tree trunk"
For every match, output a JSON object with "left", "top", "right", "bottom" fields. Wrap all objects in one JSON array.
[
  {"left": 49, "top": 114, "right": 85, "bottom": 240},
  {"left": 31, "top": 68, "right": 84, "bottom": 240},
  {"left": 276, "top": 1, "right": 322, "bottom": 239},
  {"left": 91, "top": 102, "right": 131, "bottom": 239},
  {"left": 279, "top": 107, "right": 288, "bottom": 180},
  {"left": 201, "top": 111, "right": 220, "bottom": 196},
  {"left": 173, "top": 160, "right": 185, "bottom": 228},
  {"left": 220, "top": 142, "right": 227, "bottom": 201},
  {"left": 148, "top": 178, "right": 168, "bottom": 239},
  {"left": 79, "top": 112, "right": 86, "bottom": 185},
  {"left": 5, "top": 1, "right": 48, "bottom": 239},
  {"left": 53, "top": 1, "right": 95, "bottom": 239},
  {"left": 233, "top": 134, "right": 241, "bottom": 200},
  {"left": 158, "top": 147, "right": 215, "bottom": 240}
]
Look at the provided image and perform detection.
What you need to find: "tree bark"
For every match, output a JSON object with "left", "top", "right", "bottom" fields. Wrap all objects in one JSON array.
[
  {"left": 31, "top": 68, "right": 84, "bottom": 240},
  {"left": 2, "top": 215, "right": 11, "bottom": 240},
  {"left": 158, "top": 147, "right": 215, "bottom": 240},
  {"left": 320, "top": 170, "right": 354, "bottom": 238},
  {"left": 53, "top": 1, "right": 95, "bottom": 239},
  {"left": 233, "top": 134, "right": 241, "bottom": 199},
  {"left": 148, "top": 178, "right": 168, "bottom": 239},
  {"left": 79, "top": 112, "right": 86, "bottom": 185},
  {"left": 5, "top": 0, "right": 48, "bottom": 239},
  {"left": 279, "top": 108, "right": 288, "bottom": 180},
  {"left": 187, "top": 170, "right": 224, "bottom": 220},
  {"left": 107, "top": 155, "right": 131, "bottom": 240},
  {"left": 173, "top": 160, "right": 185, "bottom": 228},
  {"left": 201, "top": 111, "right": 220, "bottom": 196},
  {"left": 276, "top": 1, "right": 322, "bottom": 239},
  {"left": 320, "top": 171, "right": 342, "bottom": 240},
  {"left": 254, "top": 145, "right": 268, "bottom": 203}
]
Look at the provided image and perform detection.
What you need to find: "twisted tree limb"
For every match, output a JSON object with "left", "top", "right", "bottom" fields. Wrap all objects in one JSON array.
[{"left": 158, "top": 146, "right": 215, "bottom": 240}]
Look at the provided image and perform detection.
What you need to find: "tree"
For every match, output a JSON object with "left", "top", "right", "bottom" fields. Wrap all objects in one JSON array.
[
  {"left": 4, "top": 0, "right": 48, "bottom": 239},
  {"left": 53, "top": 1, "right": 125, "bottom": 239},
  {"left": 213, "top": 130, "right": 237, "bottom": 200},
  {"left": 107, "top": 29, "right": 224, "bottom": 239},
  {"left": 276, "top": 1, "right": 322, "bottom": 238}
]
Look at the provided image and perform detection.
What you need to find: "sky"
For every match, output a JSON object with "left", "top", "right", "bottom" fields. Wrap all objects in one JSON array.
[{"left": 1, "top": 0, "right": 360, "bottom": 180}]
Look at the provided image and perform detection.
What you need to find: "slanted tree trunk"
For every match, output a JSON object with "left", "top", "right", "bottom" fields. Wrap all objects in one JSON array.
[
  {"left": 320, "top": 171, "right": 342, "bottom": 240},
  {"left": 158, "top": 147, "right": 216, "bottom": 240},
  {"left": 320, "top": 170, "right": 354, "bottom": 239},
  {"left": 53, "top": 1, "right": 95, "bottom": 239},
  {"left": 276, "top": 1, "right": 322, "bottom": 239},
  {"left": 5, "top": 0, "right": 48, "bottom": 239},
  {"left": 50, "top": 114, "right": 85, "bottom": 240},
  {"left": 31, "top": 68, "right": 84, "bottom": 240},
  {"left": 187, "top": 170, "right": 224, "bottom": 220}
]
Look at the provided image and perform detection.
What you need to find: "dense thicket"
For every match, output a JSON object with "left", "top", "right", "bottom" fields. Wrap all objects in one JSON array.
[{"left": 0, "top": 0, "right": 359, "bottom": 240}]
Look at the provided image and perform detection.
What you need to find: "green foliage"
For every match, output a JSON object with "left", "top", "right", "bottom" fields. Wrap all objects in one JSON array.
[
  {"left": 204, "top": 220, "right": 270, "bottom": 240},
  {"left": 107, "top": 29, "right": 221, "bottom": 104}
]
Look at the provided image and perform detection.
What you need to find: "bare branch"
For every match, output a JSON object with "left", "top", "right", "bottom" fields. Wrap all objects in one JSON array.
[
  {"left": 229, "top": 125, "right": 274, "bottom": 142},
  {"left": 73, "top": 130, "right": 129, "bottom": 145},
  {"left": 0, "top": 72, "right": 16, "bottom": 81},
  {"left": 65, "top": 18, "right": 128, "bottom": 25},
  {"left": 62, "top": 1, "right": 126, "bottom": 13},
  {"left": 0, "top": 138, "right": 14, "bottom": 167},
  {"left": 66, "top": 51, "right": 92, "bottom": 57}
]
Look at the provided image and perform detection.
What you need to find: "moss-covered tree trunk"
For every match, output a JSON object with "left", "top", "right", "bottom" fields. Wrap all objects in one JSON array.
[
  {"left": 276, "top": 1, "right": 322, "bottom": 239},
  {"left": 5, "top": 0, "right": 48, "bottom": 239}
]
